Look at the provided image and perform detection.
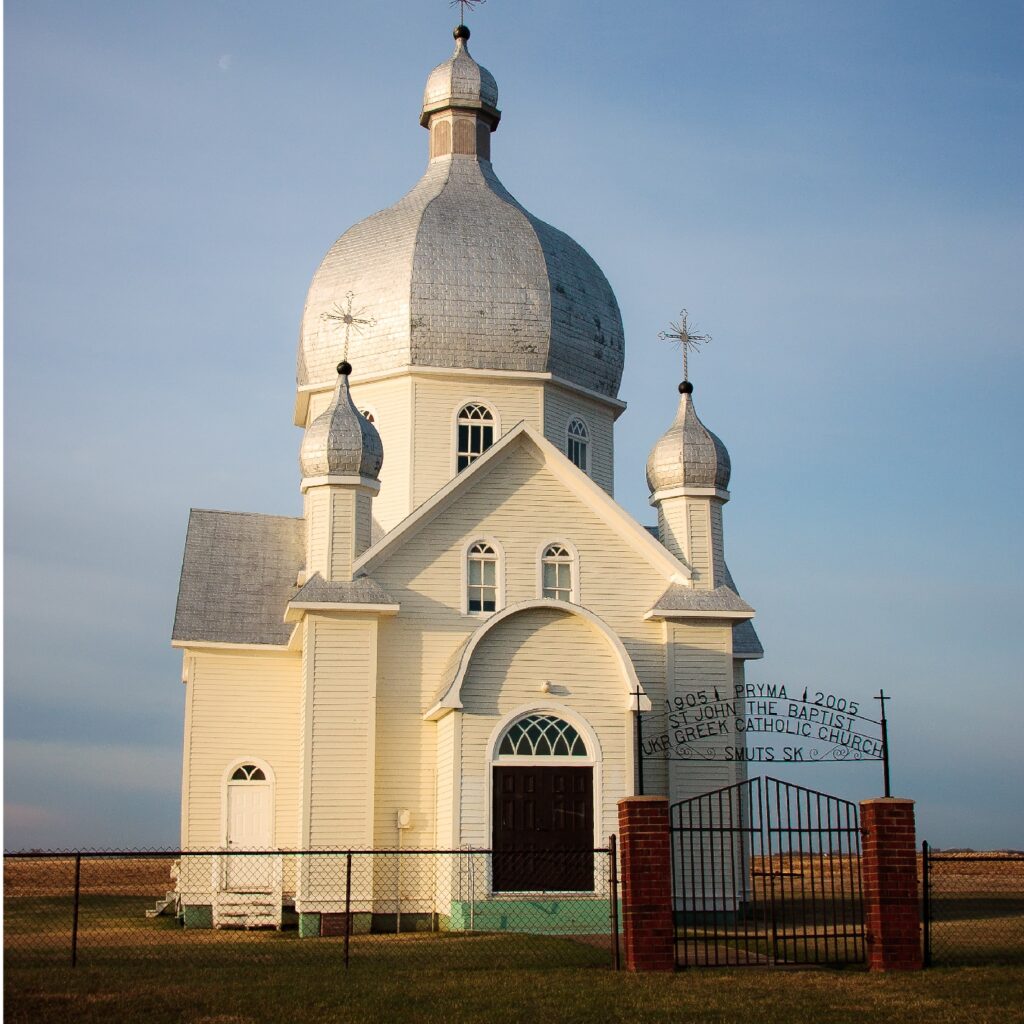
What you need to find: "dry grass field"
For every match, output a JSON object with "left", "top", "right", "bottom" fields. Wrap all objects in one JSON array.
[{"left": 5, "top": 851, "right": 1022, "bottom": 1021}]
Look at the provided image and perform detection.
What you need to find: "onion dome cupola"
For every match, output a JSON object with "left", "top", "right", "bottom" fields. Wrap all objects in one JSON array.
[
  {"left": 646, "top": 381, "right": 731, "bottom": 496},
  {"left": 297, "top": 27, "right": 625, "bottom": 405},
  {"left": 300, "top": 362, "right": 384, "bottom": 485}
]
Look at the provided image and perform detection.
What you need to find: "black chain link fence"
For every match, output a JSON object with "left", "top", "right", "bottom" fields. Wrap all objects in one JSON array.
[
  {"left": 4, "top": 847, "right": 620, "bottom": 971},
  {"left": 922, "top": 845, "right": 1024, "bottom": 965}
]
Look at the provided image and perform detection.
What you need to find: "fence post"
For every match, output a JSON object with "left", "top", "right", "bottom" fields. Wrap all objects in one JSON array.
[
  {"left": 921, "top": 840, "right": 931, "bottom": 967},
  {"left": 617, "top": 797, "right": 674, "bottom": 971},
  {"left": 608, "top": 835, "right": 621, "bottom": 971},
  {"left": 70, "top": 852, "right": 82, "bottom": 968},
  {"left": 860, "top": 798, "right": 923, "bottom": 971},
  {"left": 344, "top": 852, "right": 352, "bottom": 969}
]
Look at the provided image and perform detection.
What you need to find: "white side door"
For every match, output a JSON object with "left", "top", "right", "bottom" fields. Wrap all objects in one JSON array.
[{"left": 225, "top": 782, "right": 273, "bottom": 891}]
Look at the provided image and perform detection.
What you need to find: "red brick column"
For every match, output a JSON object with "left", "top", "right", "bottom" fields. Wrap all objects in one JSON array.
[
  {"left": 860, "top": 798, "right": 922, "bottom": 971},
  {"left": 617, "top": 796, "right": 674, "bottom": 972}
]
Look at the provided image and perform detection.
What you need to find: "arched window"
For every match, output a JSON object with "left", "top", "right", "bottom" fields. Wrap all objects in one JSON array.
[
  {"left": 230, "top": 764, "right": 266, "bottom": 781},
  {"left": 497, "top": 713, "right": 588, "bottom": 757},
  {"left": 360, "top": 409, "right": 375, "bottom": 424},
  {"left": 467, "top": 541, "right": 498, "bottom": 613},
  {"left": 567, "top": 417, "right": 589, "bottom": 472},
  {"left": 541, "top": 543, "right": 574, "bottom": 602},
  {"left": 457, "top": 403, "right": 495, "bottom": 471}
]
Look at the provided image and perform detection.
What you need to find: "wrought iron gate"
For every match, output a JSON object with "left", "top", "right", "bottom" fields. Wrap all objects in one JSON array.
[{"left": 669, "top": 777, "right": 866, "bottom": 967}]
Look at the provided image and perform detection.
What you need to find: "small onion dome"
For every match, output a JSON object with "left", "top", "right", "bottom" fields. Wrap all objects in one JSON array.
[
  {"left": 646, "top": 383, "right": 731, "bottom": 493},
  {"left": 420, "top": 26, "right": 500, "bottom": 127},
  {"left": 300, "top": 362, "right": 384, "bottom": 480}
]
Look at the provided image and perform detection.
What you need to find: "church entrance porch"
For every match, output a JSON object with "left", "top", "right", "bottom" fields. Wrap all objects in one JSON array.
[{"left": 492, "top": 765, "right": 594, "bottom": 892}]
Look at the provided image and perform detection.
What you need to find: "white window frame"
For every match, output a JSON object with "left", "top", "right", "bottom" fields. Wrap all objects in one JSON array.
[
  {"left": 452, "top": 400, "right": 500, "bottom": 475},
  {"left": 566, "top": 415, "right": 590, "bottom": 475},
  {"left": 462, "top": 536, "right": 505, "bottom": 617},
  {"left": 536, "top": 538, "right": 580, "bottom": 604}
]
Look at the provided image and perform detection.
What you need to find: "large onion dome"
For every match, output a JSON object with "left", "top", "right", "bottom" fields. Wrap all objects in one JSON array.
[
  {"left": 300, "top": 363, "right": 384, "bottom": 480},
  {"left": 646, "top": 383, "right": 731, "bottom": 493},
  {"left": 297, "top": 27, "right": 625, "bottom": 400}
]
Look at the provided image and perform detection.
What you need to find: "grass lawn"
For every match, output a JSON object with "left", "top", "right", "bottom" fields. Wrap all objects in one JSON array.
[{"left": 5, "top": 961, "right": 1024, "bottom": 1023}]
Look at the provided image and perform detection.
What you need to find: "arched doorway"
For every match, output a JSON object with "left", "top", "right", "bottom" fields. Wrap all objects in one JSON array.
[{"left": 491, "top": 712, "right": 595, "bottom": 893}]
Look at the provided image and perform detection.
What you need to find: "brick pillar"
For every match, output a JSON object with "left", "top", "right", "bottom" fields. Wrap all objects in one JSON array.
[
  {"left": 860, "top": 798, "right": 923, "bottom": 971},
  {"left": 617, "top": 796, "right": 674, "bottom": 972}
]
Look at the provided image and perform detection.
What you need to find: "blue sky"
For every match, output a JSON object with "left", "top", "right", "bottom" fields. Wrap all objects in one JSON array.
[{"left": 5, "top": 0, "right": 1023, "bottom": 850}]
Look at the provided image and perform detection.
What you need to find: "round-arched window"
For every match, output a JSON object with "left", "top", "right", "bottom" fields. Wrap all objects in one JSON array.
[
  {"left": 498, "top": 714, "right": 588, "bottom": 757},
  {"left": 567, "top": 417, "right": 589, "bottom": 472},
  {"left": 230, "top": 764, "right": 266, "bottom": 781},
  {"left": 457, "top": 403, "right": 495, "bottom": 471}
]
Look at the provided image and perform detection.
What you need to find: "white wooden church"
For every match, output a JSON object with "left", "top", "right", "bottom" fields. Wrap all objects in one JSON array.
[{"left": 171, "top": 25, "right": 761, "bottom": 932}]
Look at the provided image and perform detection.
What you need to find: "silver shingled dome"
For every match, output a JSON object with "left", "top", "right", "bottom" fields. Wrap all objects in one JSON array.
[
  {"left": 297, "top": 33, "right": 625, "bottom": 400},
  {"left": 300, "top": 369, "right": 384, "bottom": 480},
  {"left": 646, "top": 390, "right": 731, "bottom": 493},
  {"left": 421, "top": 30, "right": 499, "bottom": 124}
]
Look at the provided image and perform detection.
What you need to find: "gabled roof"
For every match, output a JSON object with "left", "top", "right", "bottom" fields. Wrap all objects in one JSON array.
[
  {"left": 172, "top": 509, "right": 303, "bottom": 647},
  {"left": 354, "top": 422, "right": 691, "bottom": 583}
]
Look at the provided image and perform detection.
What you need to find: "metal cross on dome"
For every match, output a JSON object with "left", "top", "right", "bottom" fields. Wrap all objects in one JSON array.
[
  {"left": 322, "top": 292, "right": 376, "bottom": 363},
  {"left": 658, "top": 309, "right": 712, "bottom": 384},
  {"left": 450, "top": 0, "right": 485, "bottom": 26}
]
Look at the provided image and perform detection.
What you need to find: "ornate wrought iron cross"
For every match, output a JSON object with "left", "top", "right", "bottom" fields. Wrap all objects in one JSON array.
[
  {"left": 322, "top": 292, "right": 376, "bottom": 363},
  {"left": 658, "top": 309, "right": 712, "bottom": 383},
  {"left": 450, "top": 0, "right": 485, "bottom": 26}
]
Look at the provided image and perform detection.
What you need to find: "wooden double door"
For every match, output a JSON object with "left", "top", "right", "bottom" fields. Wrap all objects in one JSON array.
[{"left": 492, "top": 766, "right": 594, "bottom": 892}]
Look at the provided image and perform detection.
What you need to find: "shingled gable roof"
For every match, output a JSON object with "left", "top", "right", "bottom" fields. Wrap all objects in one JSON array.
[
  {"left": 173, "top": 509, "right": 304, "bottom": 647},
  {"left": 352, "top": 421, "right": 692, "bottom": 583}
]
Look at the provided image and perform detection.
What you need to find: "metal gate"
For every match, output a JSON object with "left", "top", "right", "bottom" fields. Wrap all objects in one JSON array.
[{"left": 670, "top": 777, "right": 866, "bottom": 967}]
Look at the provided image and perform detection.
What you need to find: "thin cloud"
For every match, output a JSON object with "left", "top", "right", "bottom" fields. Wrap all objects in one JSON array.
[{"left": 217, "top": 53, "right": 232, "bottom": 72}]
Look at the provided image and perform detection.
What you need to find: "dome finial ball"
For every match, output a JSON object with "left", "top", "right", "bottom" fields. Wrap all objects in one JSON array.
[
  {"left": 337, "top": 360, "right": 353, "bottom": 376},
  {"left": 679, "top": 381, "right": 694, "bottom": 395},
  {"left": 454, "top": 24, "right": 470, "bottom": 41}
]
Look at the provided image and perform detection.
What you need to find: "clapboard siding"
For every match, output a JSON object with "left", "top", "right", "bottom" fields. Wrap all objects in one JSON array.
[
  {"left": 667, "top": 620, "right": 740, "bottom": 799},
  {"left": 183, "top": 650, "right": 301, "bottom": 850},
  {"left": 304, "top": 616, "right": 376, "bottom": 848},
  {"left": 371, "top": 443, "right": 672, "bottom": 848},
  {"left": 542, "top": 384, "right": 615, "bottom": 495},
  {"left": 349, "top": 376, "right": 414, "bottom": 536},
  {"left": 686, "top": 501, "right": 712, "bottom": 589},
  {"left": 329, "top": 490, "right": 354, "bottom": 580},
  {"left": 305, "top": 488, "right": 330, "bottom": 577},
  {"left": 411, "top": 377, "right": 543, "bottom": 508},
  {"left": 709, "top": 500, "right": 730, "bottom": 588}
]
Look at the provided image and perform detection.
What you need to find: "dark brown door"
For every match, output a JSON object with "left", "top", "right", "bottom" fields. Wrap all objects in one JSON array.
[{"left": 492, "top": 766, "right": 594, "bottom": 892}]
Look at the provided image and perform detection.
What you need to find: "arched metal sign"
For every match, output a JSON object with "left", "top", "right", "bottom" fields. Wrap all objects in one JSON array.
[{"left": 634, "top": 685, "right": 892, "bottom": 796}]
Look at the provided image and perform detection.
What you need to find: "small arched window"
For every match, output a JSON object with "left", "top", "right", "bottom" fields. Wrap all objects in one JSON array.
[
  {"left": 541, "top": 544, "right": 574, "bottom": 602},
  {"left": 467, "top": 541, "right": 498, "bottom": 613},
  {"left": 457, "top": 404, "right": 495, "bottom": 471},
  {"left": 361, "top": 409, "right": 375, "bottom": 424},
  {"left": 230, "top": 764, "right": 266, "bottom": 781},
  {"left": 567, "top": 417, "right": 589, "bottom": 472},
  {"left": 498, "top": 714, "right": 588, "bottom": 757}
]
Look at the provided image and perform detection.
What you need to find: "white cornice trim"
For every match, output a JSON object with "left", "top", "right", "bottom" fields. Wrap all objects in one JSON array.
[
  {"left": 354, "top": 422, "right": 691, "bottom": 582},
  {"left": 300, "top": 475, "right": 381, "bottom": 495},
  {"left": 294, "top": 367, "right": 626, "bottom": 425},
  {"left": 649, "top": 485, "right": 731, "bottom": 505},
  {"left": 643, "top": 608, "right": 755, "bottom": 621},
  {"left": 423, "top": 599, "right": 651, "bottom": 721},
  {"left": 171, "top": 640, "right": 294, "bottom": 654},
  {"left": 284, "top": 602, "right": 400, "bottom": 623}
]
